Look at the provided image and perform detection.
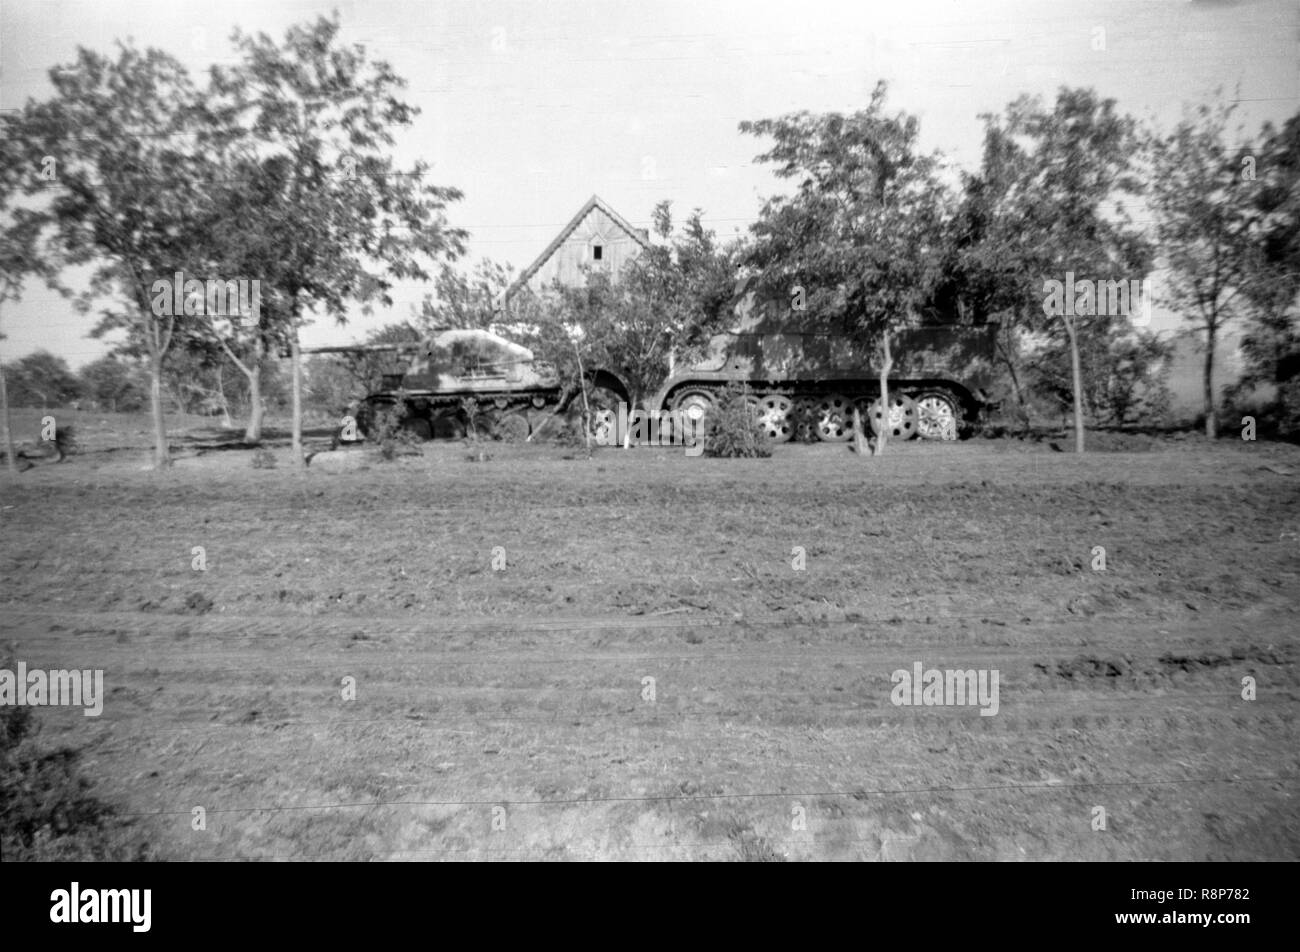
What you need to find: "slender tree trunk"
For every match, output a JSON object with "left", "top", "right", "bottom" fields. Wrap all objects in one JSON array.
[
  {"left": 1005, "top": 357, "right": 1028, "bottom": 427},
  {"left": 215, "top": 332, "right": 265, "bottom": 441},
  {"left": 149, "top": 350, "right": 170, "bottom": 468},
  {"left": 0, "top": 357, "right": 16, "bottom": 475},
  {"left": 0, "top": 301, "right": 14, "bottom": 474},
  {"left": 573, "top": 340, "right": 592, "bottom": 456},
  {"left": 216, "top": 367, "right": 233, "bottom": 429},
  {"left": 290, "top": 323, "right": 304, "bottom": 466},
  {"left": 995, "top": 323, "right": 1031, "bottom": 433},
  {"left": 1063, "top": 315, "right": 1085, "bottom": 453},
  {"left": 240, "top": 335, "right": 266, "bottom": 443},
  {"left": 877, "top": 331, "right": 893, "bottom": 457},
  {"left": 617, "top": 388, "right": 644, "bottom": 450},
  {"left": 244, "top": 360, "right": 264, "bottom": 444},
  {"left": 1006, "top": 362, "right": 1025, "bottom": 409},
  {"left": 1204, "top": 322, "right": 1218, "bottom": 439}
]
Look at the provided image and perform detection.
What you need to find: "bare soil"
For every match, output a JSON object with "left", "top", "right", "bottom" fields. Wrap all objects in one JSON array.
[{"left": 2, "top": 411, "right": 1298, "bottom": 860}]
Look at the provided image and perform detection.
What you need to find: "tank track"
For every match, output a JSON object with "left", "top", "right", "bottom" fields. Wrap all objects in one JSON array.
[{"left": 354, "top": 389, "right": 567, "bottom": 441}]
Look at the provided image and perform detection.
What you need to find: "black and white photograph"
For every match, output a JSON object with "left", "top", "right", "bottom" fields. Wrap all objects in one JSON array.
[{"left": 0, "top": 0, "right": 1296, "bottom": 891}]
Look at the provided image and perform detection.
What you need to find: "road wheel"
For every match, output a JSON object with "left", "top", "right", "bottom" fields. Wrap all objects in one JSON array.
[
  {"left": 816, "top": 393, "right": 855, "bottom": 441},
  {"left": 401, "top": 416, "right": 433, "bottom": 441},
  {"left": 915, "top": 391, "right": 960, "bottom": 441},
  {"left": 431, "top": 410, "right": 465, "bottom": 440},
  {"left": 670, "top": 389, "right": 716, "bottom": 424},
  {"left": 494, "top": 411, "right": 531, "bottom": 442},
  {"left": 790, "top": 397, "right": 820, "bottom": 442},
  {"left": 868, "top": 394, "right": 918, "bottom": 440},
  {"left": 756, "top": 394, "right": 793, "bottom": 443}
]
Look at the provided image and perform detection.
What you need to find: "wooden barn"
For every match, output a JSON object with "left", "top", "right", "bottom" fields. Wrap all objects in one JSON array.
[{"left": 501, "top": 195, "right": 650, "bottom": 311}]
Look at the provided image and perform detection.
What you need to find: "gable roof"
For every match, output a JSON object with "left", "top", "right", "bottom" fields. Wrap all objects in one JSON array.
[{"left": 501, "top": 195, "right": 651, "bottom": 307}]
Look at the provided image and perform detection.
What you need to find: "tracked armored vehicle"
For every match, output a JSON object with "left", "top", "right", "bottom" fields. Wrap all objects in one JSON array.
[
  {"left": 330, "top": 328, "right": 630, "bottom": 441},
  {"left": 648, "top": 290, "right": 1000, "bottom": 443}
]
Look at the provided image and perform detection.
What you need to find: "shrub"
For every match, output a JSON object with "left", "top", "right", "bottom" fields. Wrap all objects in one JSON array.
[
  {"left": 1027, "top": 329, "right": 1173, "bottom": 429},
  {"left": 556, "top": 415, "right": 590, "bottom": 448},
  {"left": 1, "top": 696, "right": 153, "bottom": 861},
  {"left": 1222, "top": 381, "right": 1300, "bottom": 442},
  {"left": 458, "top": 396, "right": 512, "bottom": 445},
  {"left": 251, "top": 447, "right": 277, "bottom": 469},
  {"left": 1282, "top": 379, "right": 1300, "bottom": 441},
  {"left": 1095, "top": 336, "right": 1174, "bottom": 427},
  {"left": 371, "top": 400, "right": 424, "bottom": 461},
  {"left": 52, "top": 423, "right": 78, "bottom": 458},
  {"left": 703, "top": 384, "right": 772, "bottom": 458}
]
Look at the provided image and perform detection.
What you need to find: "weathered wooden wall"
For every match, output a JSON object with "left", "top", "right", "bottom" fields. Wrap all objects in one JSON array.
[{"left": 525, "top": 206, "right": 645, "bottom": 293}]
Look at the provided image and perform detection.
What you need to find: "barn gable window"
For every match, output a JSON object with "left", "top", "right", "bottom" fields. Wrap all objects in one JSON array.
[{"left": 592, "top": 242, "right": 603, "bottom": 261}]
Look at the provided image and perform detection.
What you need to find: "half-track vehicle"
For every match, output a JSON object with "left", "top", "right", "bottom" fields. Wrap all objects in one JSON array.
[{"left": 648, "top": 288, "right": 1000, "bottom": 442}]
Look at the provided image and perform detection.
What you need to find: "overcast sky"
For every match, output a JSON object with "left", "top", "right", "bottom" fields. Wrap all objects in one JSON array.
[{"left": 1, "top": 0, "right": 1297, "bottom": 366}]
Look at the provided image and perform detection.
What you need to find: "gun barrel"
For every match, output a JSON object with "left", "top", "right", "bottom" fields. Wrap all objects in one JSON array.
[{"left": 300, "top": 344, "right": 407, "bottom": 355}]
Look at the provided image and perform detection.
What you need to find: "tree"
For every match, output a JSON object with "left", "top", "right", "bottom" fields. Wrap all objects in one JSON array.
[
  {"left": 6, "top": 43, "right": 216, "bottom": 468},
  {"left": 156, "top": 337, "right": 234, "bottom": 422},
  {"left": 304, "top": 321, "right": 423, "bottom": 419},
  {"left": 303, "top": 354, "right": 362, "bottom": 417},
  {"left": 79, "top": 354, "right": 147, "bottom": 412},
  {"left": 948, "top": 128, "right": 1042, "bottom": 416},
  {"left": 417, "top": 259, "right": 517, "bottom": 333},
  {"left": 3, "top": 351, "right": 81, "bottom": 408},
  {"left": 533, "top": 201, "right": 737, "bottom": 414},
  {"left": 1, "top": 116, "right": 62, "bottom": 473},
  {"left": 1238, "top": 111, "right": 1300, "bottom": 425},
  {"left": 198, "top": 13, "right": 466, "bottom": 459},
  {"left": 628, "top": 201, "right": 739, "bottom": 373},
  {"left": 0, "top": 336, "right": 11, "bottom": 473},
  {"left": 958, "top": 89, "right": 1151, "bottom": 451},
  {"left": 1028, "top": 328, "right": 1171, "bottom": 427},
  {"left": 741, "top": 81, "right": 950, "bottom": 455},
  {"left": 1149, "top": 100, "right": 1261, "bottom": 438}
]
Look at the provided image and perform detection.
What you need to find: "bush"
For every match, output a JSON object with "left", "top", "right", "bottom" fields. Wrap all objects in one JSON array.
[
  {"left": 1, "top": 697, "right": 153, "bottom": 861},
  {"left": 371, "top": 400, "right": 424, "bottom": 461},
  {"left": 1027, "top": 328, "right": 1173, "bottom": 429},
  {"left": 251, "top": 447, "right": 277, "bottom": 469},
  {"left": 703, "top": 384, "right": 772, "bottom": 458},
  {"left": 1282, "top": 379, "right": 1300, "bottom": 441},
  {"left": 458, "top": 396, "right": 492, "bottom": 444},
  {"left": 51, "top": 423, "right": 78, "bottom": 458},
  {"left": 27, "top": 422, "right": 79, "bottom": 461},
  {"left": 555, "top": 415, "right": 590, "bottom": 448},
  {"left": 1222, "top": 381, "right": 1300, "bottom": 441},
  {"left": 1095, "top": 336, "right": 1174, "bottom": 427}
]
